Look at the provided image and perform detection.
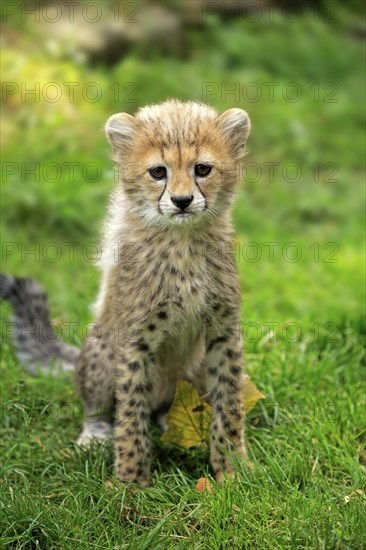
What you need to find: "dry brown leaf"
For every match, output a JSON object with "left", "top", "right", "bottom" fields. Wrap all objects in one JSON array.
[
  {"left": 344, "top": 489, "right": 366, "bottom": 504},
  {"left": 161, "top": 376, "right": 265, "bottom": 449},
  {"left": 196, "top": 477, "right": 213, "bottom": 492}
]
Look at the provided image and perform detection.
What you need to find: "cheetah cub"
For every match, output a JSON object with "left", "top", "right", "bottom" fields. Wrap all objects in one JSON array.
[{"left": 76, "top": 100, "right": 251, "bottom": 485}]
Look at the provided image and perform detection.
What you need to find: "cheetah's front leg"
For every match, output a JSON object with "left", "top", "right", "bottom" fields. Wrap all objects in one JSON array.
[
  {"left": 206, "top": 330, "right": 248, "bottom": 482},
  {"left": 114, "top": 343, "right": 155, "bottom": 486}
]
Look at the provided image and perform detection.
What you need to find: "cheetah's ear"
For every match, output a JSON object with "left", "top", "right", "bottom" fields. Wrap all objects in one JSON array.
[
  {"left": 105, "top": 113, "right": 136, "bottom": 159},
  {"left": 217, "top": 108, "right": 250, "bottom": 159}
]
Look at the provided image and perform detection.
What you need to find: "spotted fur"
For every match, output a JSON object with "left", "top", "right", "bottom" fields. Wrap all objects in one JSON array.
[{"left": 77, "top": 100, "right": 251, "bottom": 484}]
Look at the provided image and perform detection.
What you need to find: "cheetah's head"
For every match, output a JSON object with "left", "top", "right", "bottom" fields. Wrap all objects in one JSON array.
[{"left": 105, "top": 100, "right": 250, "bottom": 227}]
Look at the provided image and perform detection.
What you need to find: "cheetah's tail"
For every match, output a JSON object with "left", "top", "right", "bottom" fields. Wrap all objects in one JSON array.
[{"left": 0, "top": 274, "right": 80, "bottom": 376}]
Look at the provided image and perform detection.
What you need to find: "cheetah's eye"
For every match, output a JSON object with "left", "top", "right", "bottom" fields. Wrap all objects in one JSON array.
[
  {"left": 195, "top": 164, "right": 212, "bottom": 177},
  {"left": 149, "top": 166, "right": 167, "bottom": 180}
]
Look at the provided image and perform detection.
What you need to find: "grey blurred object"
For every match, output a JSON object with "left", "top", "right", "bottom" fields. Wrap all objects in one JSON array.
[
  {"left": 22, "top": 1, "right": 271, "bottom": 65},
  {"left": 0, "top": 274, "right": 79, "bottom": 375}
]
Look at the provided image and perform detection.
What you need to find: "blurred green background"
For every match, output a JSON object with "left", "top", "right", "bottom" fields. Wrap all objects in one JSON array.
[{"left": 1, "top": 0, "right": 365, "bottom": 344}]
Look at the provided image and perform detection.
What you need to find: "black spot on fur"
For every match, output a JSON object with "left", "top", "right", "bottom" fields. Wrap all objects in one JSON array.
[
  {"left": 148, "top": 324, "right": 156, "bottom": 331},
  {"left": 135, "top": 339, "right": 149, "bottom": 352},
  {"left": 208, "top": 335, "right": 228, "bottom": 351},
  {"left": 227, "top": 377, "right": 237, "bottom": 389},
  {"left": 158, "top": 311, "right": 167, "bottom": 319},
  {"left": 128, "top": 361, "right": 140, "bottom": 372},
  {"left": 121, "top": 381, "right": 132, "bottom": 392},
  {"left": 222, "top": 416, "right": 230, "bottom": 430},
  {"left": 230, "top": 365, "right": 241, "bottom": 375},
  {"left": 225, "top": 349, "right": 241, "bottom": 360}
]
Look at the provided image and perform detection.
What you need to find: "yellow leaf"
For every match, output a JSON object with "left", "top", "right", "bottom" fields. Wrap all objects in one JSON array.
[
  {"left": 243, "top": 376, "right": 266, "bottom": 413},
  {"left": 161, "top": 381, "right": 211, "bottom": 448},
  {"left": 161, "top": 376, "right": 265, "bottom": 449}
]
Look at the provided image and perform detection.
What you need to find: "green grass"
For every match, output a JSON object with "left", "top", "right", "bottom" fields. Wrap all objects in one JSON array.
[
  {"left": 1, "top": 324, "right": 365, "bottom": 548},
  {"left": 1, "top": 3, "right": 365, "bottom": 549}
]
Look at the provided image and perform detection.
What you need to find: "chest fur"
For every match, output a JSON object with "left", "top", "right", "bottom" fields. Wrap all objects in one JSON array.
[
  {"left": 99, "top": 221, "right": 238, "bottom": 334},
  {"left": 116, "top": 235, "right": 209, "bottom": 313}
]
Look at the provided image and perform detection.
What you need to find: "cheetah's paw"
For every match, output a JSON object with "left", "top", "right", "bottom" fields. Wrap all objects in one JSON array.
[{"left": 76, "top": 420, "right": 113, "bottom": 447}]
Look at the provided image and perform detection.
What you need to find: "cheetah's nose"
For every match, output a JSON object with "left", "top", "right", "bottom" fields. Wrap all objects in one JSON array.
[{"left": 171, "top": 195, "right": 193, "bottom": 210}]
